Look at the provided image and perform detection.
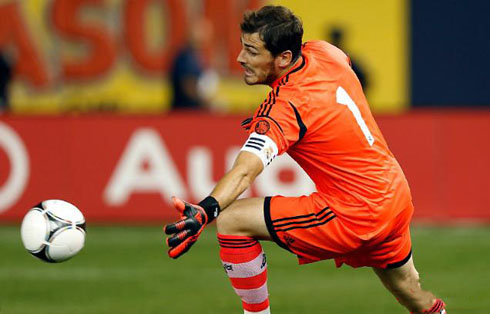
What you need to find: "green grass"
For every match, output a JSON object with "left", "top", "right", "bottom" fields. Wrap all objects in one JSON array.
[{"left": 1, "top": 225, "right": 489, "bottom": 313}]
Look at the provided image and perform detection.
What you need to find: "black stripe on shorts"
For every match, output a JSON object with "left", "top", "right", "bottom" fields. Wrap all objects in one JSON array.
[
  {"left": 263, "top": 197, "right": 291, "bottom": 252},
  {"left": 271, "top": 206, "right": 336, "bottom": 232},
  {"left": 386, "top": 249, "right": 412, "bottom": 269},
  {"left": 264, "top": 198, "right": 337, "bottom": 251},
  {"left": 274, "top": 211, "right": 336, "bottom": 232}
]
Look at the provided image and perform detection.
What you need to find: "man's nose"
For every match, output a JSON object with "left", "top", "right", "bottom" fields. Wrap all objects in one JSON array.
[{"left": 237, "top": 49, "right": 246, "bottom": 64}]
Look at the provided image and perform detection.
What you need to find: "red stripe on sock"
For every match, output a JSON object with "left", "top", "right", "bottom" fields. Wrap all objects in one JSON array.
[
  {"left": 433, "top": 300, "right": 443, "bottom": 312},
  {"left": 230, "top": 270, "right": 268, "bottom": 289},
  {"left": 218, "top": 234, "right": 262, "bottom": 263},
  {"left": 242, "top": 298, "right": 269, "bottom": 312},
  {"left": 415, "top": 299, "right": 446, "bottom": 314},
  {"left": 219, "top": 233, "right": 269, "bottom": 313},
  {"left": 218, "top": 238, "right": 258, "bottom": 246},
  {"left": 425, "top": 299, "right": 445, "bottom": 313},
  {"left": 218, "top": 234, "right": 256, "bottom": 241}
]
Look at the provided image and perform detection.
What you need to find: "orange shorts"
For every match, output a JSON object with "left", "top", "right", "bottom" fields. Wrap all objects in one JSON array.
[{"left": 264, "top": 193, "right": 413, "bottom": 269}]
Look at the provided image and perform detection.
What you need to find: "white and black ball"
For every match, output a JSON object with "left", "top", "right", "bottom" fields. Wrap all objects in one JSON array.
[{"left": 20, "top": 200, "right": 86, "bottom": 263}]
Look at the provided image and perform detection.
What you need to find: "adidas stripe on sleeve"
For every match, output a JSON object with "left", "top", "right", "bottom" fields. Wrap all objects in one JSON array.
[{"left": 240, "top": 132, "right": 278, "bottom": 167}]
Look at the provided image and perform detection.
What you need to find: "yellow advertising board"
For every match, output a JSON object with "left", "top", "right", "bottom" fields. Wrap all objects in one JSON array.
[
  {"left": 1, "top": 0, "right": 407, "bottom": 114},
  {"left": 272, "top": 0, "right": 409, "bottom": 113}
]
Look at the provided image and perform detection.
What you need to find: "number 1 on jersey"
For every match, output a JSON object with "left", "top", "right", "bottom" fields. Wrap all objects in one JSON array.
[{"left": 336, "top": 86, "right": 375, "bottom": 146}]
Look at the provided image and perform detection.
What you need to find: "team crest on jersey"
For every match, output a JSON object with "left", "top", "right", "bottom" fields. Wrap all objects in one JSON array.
[{"left": 255, "top": 120, "right": 270, "bottom": 135}]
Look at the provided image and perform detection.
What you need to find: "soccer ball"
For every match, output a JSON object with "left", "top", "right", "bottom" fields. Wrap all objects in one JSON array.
[{"left": 20, "top": 200, "right": 86, "bottom": 263}]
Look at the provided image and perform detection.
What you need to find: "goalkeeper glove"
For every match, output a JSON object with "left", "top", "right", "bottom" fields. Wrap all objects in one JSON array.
[{"left": 164, "top": 196, "right": 220, "bottom": 259}]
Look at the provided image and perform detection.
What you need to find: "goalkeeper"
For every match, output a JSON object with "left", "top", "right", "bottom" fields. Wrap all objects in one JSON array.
[{"left": 165, "top": 5, "right": 447, "bottom": 314}]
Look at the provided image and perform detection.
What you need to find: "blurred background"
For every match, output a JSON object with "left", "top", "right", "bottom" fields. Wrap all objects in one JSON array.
[
  {"left": 0, "top": 0, "right": 489, "bottom": 313},
  {"left": 1, "top": 0, "right": 488, "bottom": 115},
  {"left": 0, "top": 0, "right": 488, "bottom": 223}
]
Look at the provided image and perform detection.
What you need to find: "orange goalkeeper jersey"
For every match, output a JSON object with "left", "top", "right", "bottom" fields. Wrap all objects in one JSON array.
[{"left": 247, "top": 41, "right": 412, "bottom": 238}]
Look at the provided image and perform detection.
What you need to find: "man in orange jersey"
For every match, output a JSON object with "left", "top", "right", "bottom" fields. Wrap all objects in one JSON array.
[{"left": 164, "top": 5, "right": 446, "bottom": 314}]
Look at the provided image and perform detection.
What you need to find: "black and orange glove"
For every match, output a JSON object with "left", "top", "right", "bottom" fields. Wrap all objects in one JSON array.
[{"left": 164, "top": 196, "right": 220, "bottom": 259}]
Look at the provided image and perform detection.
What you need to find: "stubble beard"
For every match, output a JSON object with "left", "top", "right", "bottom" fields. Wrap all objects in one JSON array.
[{"left": 243, "top": 63, "right": 277, "bottom": 86}]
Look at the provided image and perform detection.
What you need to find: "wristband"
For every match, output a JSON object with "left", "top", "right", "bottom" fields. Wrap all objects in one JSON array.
[{"left": 198, "top": 196, "right": 221, "bottom": 223}]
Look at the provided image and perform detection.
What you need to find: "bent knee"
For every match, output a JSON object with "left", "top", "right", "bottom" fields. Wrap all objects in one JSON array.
[
  {"left": 216, "top": 198, "right": 269, "bottom": 238},
  {"left": 216, "top": 207, "right": 248, "bottom": 236},
  {"left": 216, "top": 209, "right": 235, "bottom": 234}
]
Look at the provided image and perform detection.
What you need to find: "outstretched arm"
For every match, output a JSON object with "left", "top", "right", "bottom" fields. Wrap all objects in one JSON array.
[
  {"left": 164, "top": 150, "right": 263, "bottom": 258},
  {"left": 210, "top": 151, "right": 264, "bottom": 211}
]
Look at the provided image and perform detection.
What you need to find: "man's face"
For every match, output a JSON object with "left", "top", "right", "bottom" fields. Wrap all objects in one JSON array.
[{"left": 237, "top": 32, "right": 277, "bottom": 85}]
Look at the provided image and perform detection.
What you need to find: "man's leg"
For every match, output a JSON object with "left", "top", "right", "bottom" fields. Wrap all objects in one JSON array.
[
  {"left": 373, "top": 256, "right": 446, "bottom": 313},
  {"left": 216, "top": 197, "right": 272, "bottom": 314}
]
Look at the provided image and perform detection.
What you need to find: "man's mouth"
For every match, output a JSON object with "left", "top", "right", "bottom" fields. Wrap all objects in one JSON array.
[{"left": 243, "top": 66, "right": 254, "bottom": 76}]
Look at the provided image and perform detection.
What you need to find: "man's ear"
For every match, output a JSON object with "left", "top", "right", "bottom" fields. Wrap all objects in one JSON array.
[{"left": 275, "top": 50, "right": 293, "bottom": 69}]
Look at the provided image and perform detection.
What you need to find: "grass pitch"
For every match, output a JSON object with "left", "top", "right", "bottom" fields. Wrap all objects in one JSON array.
[{"left": 1, "top": 225, "right": 489, "bottom": 313}]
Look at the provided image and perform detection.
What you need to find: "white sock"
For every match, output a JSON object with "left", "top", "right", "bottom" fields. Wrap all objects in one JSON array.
[{"left": 244, "top": 306, "right": 271, "bottom": 314}]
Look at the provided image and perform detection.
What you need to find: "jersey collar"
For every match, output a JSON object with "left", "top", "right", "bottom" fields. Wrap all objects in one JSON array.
[{"left": 270, "top": 54, "right": 306, "bottom": 88}]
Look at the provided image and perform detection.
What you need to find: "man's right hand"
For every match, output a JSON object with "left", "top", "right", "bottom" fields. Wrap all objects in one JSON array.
[{"left": 164, "top": 197, "right": 209, "bottom": 259}]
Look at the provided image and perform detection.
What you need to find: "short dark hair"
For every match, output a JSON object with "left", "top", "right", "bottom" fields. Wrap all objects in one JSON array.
[{"left": 241, "top": 5, "right": 303, "bottom": 62}]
